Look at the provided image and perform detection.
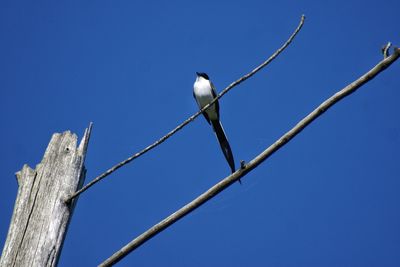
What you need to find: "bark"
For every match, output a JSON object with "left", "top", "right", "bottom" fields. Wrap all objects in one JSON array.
[{"left": 0, "top": 125, "right": 91, "bottom": 267}]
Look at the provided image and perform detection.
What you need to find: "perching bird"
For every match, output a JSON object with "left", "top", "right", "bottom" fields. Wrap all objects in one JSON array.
[{"left": 193, "top": 72, "right": 236, "bottom": 175}]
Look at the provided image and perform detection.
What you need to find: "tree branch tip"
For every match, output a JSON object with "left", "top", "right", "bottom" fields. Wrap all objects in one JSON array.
[
  {"left": 240, "top": 160, "right": 246, "bottom": 169},
  {"left": 87, "top": 121, "right": 94, "bottom": 134},
  {"left": 382, "top": 42, "right": 392, "bottom": 58},
  {"left": 86, "top": 122, "right": 94, "bottom": 138}
]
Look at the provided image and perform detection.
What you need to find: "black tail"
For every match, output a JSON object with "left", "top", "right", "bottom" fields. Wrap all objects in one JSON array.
[{"left": 211, "top": 120, "right": 236, "bottom": 175}]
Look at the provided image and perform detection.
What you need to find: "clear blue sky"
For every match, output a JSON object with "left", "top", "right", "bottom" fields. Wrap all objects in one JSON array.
[{"left": 1, "top": 1, "right": 399, "bottom": 266}]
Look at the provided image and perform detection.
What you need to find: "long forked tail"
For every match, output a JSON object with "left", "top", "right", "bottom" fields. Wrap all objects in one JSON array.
[{"left": 211, "top": 119, "right": 236, "bottom": 175}]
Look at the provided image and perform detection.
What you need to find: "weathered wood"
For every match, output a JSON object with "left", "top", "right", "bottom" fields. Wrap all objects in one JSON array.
[{"left": 0, "top": 124, "right": 92, "bottom": 267}]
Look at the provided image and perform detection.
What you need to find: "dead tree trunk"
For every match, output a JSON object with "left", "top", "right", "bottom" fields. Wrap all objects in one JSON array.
[{"left": 0, "top": 125, "right": 92, "bottom": 267}]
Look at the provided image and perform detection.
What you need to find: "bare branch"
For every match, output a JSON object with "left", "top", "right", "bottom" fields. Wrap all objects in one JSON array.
[
  {"left": 66, "top": 15, "right": 306, "bottom": 202},
  {"left": 382, "top": 42, "right": 392, "bottom": 58},
  {"left": 98, "top": 47, "right": 400, "bottom": 267}
]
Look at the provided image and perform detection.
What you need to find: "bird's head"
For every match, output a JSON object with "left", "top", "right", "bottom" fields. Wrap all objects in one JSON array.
[{"left": 196, "top": 72, "right": 210, "bottom": 80}]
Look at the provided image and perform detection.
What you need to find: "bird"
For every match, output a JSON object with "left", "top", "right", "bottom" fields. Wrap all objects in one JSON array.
[{"left": 193, "top": 72, "right": 237, "bottom": 177}]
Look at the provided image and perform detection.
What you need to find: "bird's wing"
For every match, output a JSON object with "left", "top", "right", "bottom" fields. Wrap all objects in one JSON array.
[{"left": 210, "top": 81, "right": 220, "bottom": 119}]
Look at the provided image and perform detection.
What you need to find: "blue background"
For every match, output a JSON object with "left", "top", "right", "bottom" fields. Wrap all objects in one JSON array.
[{"left": 1, "top": 1, "right": 399, "bottom": 266}]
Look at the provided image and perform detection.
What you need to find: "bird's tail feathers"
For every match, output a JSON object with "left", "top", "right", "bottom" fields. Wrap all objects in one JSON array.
[{"left": 211, "top": 120, "right": 236, "bottom": 175}]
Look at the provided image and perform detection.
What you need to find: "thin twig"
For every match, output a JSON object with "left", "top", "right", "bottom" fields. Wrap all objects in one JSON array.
[
  {"left": 99, "top": 47, "right": 400, "bottom": 267},
  {"left": 382, "top": 42, "right": 392, "bottom": 58},
  {"left": 66, "top": 15, "right": 306, "bottom": 203}
]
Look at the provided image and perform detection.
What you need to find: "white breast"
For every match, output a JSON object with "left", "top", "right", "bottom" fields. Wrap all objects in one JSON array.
[{"left": 193, "top": 77, "right": 218, "bottom": 120}]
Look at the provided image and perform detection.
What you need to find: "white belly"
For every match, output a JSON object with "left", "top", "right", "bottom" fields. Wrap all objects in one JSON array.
[{"left": 194, "top": 79, "right": 218, "bottom": 120}]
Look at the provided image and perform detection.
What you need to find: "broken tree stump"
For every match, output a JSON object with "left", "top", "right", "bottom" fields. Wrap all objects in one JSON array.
[{"left": 0, "top": 124, "right": 92, "bottom": 267}]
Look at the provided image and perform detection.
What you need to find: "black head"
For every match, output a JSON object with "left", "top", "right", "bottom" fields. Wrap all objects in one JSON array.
[{"left": 196, "top": 72, "right": 209, "bottom": 80}]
